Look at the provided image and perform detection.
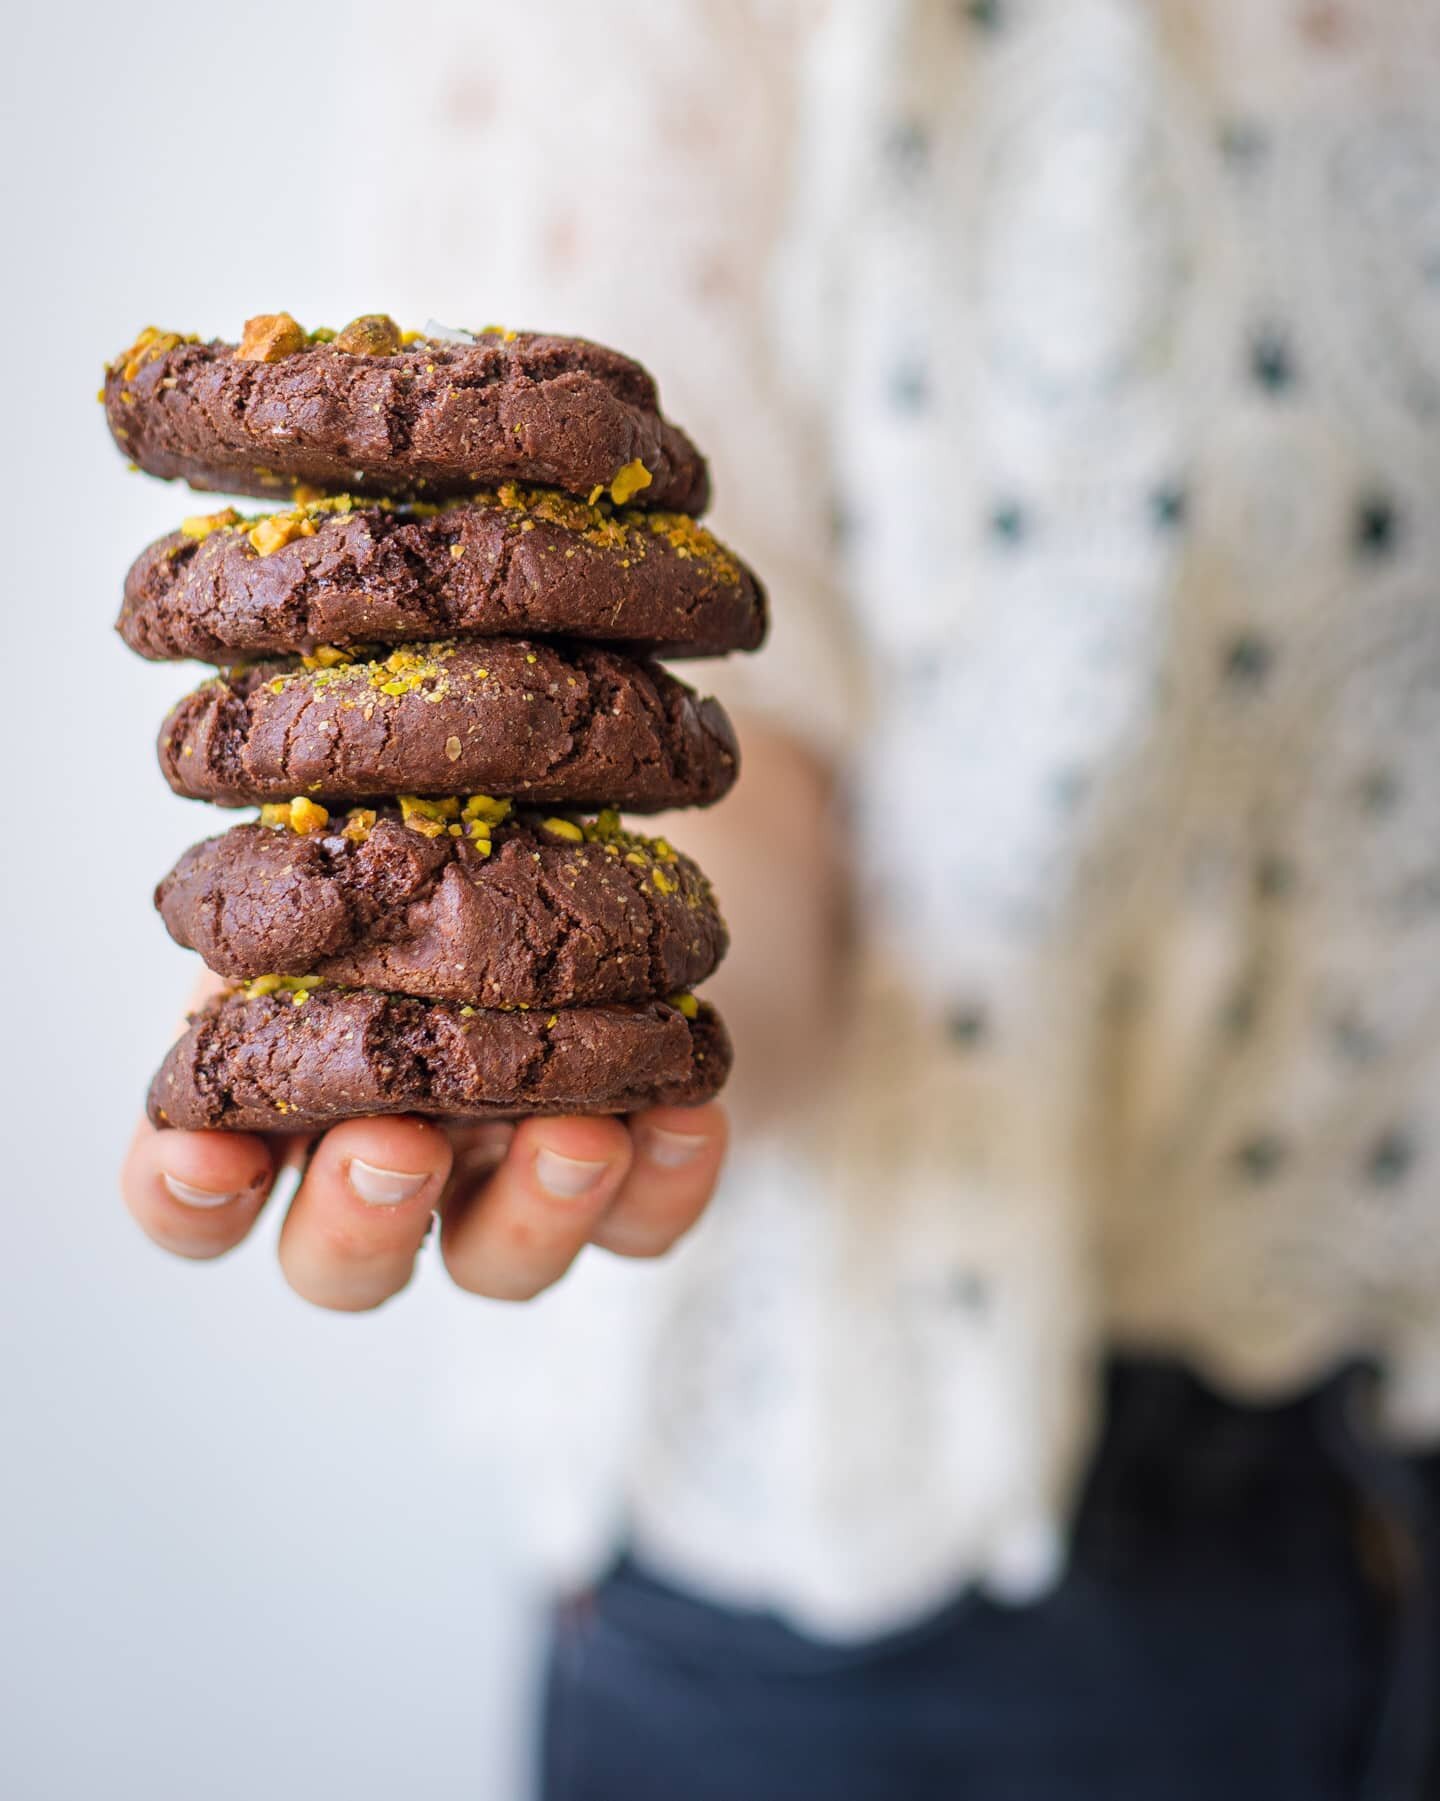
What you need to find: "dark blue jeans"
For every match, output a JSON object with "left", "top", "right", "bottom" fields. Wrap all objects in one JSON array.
[{"left": 541, "top": 1362, "right": 1440, "bottom": 1801}]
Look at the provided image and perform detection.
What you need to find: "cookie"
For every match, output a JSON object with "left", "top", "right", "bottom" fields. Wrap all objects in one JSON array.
[
  {"left": 156, "top": 804, "right": 728, "bottom": 1008},
  {"left": 104, "top": 318, "right": 709, "bottom": 512},
  {"left": 147, "top": 987, "right": 730, "bottom": 1132},
  {"left": 120, "top": 488, "right": 765, "bottom": 663},
  {"left": 158, "top": 639, "right": 739, "bottom": 811}
]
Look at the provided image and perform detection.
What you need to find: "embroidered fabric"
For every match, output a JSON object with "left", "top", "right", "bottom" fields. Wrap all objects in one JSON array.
[{"left": 355, "top": 0, "right": 1440, "bottom": 1635}]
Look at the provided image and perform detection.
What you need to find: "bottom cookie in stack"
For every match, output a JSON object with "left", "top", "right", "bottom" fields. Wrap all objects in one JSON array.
[{"left": 148, "top": 796, "right": 731, "bottom": 1132}]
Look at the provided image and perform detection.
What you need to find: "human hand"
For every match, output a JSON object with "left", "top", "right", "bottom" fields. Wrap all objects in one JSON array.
[{"left": 121, "top": 977, "right": 728, "bottom": 1311}]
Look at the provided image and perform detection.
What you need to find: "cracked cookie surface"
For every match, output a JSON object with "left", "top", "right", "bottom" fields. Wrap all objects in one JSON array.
[
  {"left": 157, "top": 808, "right": 727, "bottom": 1007},
  {"left": 104, "top": 326, "right": 709, "bottom": 511},
  {"left": 148, "top": 988, "right": 730, "bottom": 1131},
  {"left": 157, "top": 639, "right": 739, "bottom": 810},
  {"left": 120, "top": 490, "right": 765, "bottom": 662}
]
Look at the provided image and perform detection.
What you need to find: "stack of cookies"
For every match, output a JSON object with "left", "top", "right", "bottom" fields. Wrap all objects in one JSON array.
[{"left": 103, "top": 312, "right": 762, "bottom": 1133}]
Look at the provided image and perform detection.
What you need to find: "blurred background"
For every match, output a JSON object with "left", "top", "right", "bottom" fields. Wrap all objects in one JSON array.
[
  {"left": 11, "top": 2, "right": 1440, "bottom": 1796},
  {"left": 0, "top": 7, "right": 545, "bottom": 1797}
]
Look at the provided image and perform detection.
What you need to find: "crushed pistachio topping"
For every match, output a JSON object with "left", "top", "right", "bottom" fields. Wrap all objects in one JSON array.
[
  {"left": 111, "top": 326, "right": 196, "bottom": 382},
  {"left": 340, "top": 807, "right": 377, "bottom": 842},
  {"left": 334, "top": 313, "right": 403, "bottom": 356},
  {"left": 667, "top": 991, "right": 700, "bottom": 1020},
  {"left": 265, "top": 641, "right": 462, "bottom": 705},
  {"left": 180, "top": 508, "right": 241, "bottom": 542},
  {"left": 249, "top": 512, "right": 317, "bottom": 556},
  {"left": 539, "top": 816, "right": 585, "bottom": 844},
  {"left": 300, "top": 644, "right": 354, "bottom": 671},
  {"left": 243, "top": 973, "right": 325, "bottom": 1001},
  {"left": 259, "top": 797, "right": 330, "bottom": 835},
  {"left": 237, "top": 312, "right": 306, "bottom": 363},
  {"left": 399, "top": 794, "right": 460, "bottom": 838},
  {"left": 609, "top": 459, "right": 653, "bottom": 505},
  {"left": 486, "top": 481, "right": 739, "bottom": 579}
]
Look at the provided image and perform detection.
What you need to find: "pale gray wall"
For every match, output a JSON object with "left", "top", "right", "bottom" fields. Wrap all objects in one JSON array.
[{"left": 1, "top": 6, "right": 541, "bottom": 1796}]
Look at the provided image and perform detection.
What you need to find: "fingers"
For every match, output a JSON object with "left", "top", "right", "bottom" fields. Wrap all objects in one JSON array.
[
  {"left": 589, "top": 1104, "right": 728, "bottom": 1259},
  {"left": 122, "top": 1119, "right": 278, "bottom": 1261},
  {"left": 441, "top": 1115, "right": 634, "bottom": 1300},
  {"left": 276, "top": 1115, "right": 453, "bottom": 1312}
]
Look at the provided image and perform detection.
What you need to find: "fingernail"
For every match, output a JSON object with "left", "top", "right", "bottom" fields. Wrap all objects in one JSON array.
[
  {"left": 535, "top": 1148, "right": 610, "bottom": 1198},
  {"left": 645, "top": 1128, "right": 708, "bottom": 1169},
  {"left": 163, "top": 1173, "right": 244, "bottom": 1210},
  {"left": 346, "top": 1158, "right": 431, "bottom": 1206}
]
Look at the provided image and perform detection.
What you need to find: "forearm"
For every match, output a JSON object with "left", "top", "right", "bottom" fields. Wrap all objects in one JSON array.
[{"left": 650, "top": 711, "right": 845, "bottom": 1127}]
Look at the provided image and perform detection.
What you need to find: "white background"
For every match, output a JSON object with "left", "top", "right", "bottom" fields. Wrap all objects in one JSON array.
[{"left": 0, "top": 6, "right": 543, "bottom": 1796}]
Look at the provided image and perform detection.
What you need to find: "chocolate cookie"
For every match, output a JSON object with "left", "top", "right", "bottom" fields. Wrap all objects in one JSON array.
[
  {"left": 158, "top": 640, "right": 739, "bottom": 811},
  {"left": 156, "top": 803, "right": 727, "bottom": 1008},
  {"left": 104, "top": 318, "right": 709, "bottom": 512},
  {"left": 120, "top": 488, "right": 765, "bottom": 663},
  {"left": 148, "top": 987, "right": 730, "bottom": 1132}
]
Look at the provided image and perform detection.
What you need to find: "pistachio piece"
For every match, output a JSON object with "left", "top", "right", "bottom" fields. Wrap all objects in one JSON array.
[
  {"left": 236, "top": 312, "right": 306, "bottom": 363},
  {"left": 334, "top": 314, "right": 403, "bottom": 356}
]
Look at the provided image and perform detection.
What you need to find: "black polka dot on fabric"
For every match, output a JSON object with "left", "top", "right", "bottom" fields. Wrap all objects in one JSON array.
[
  {"left": 1248, "top": 327, "right": 1298, "bottom": 393},
  {"left": 1331, "top": 1010, "right": 1383, "bottom": 1065},
  {"left": 827, "top": 495, "right": 856, "bottom": 550},
  {"left": 1365, "top": 1128, "right": 1417, "bottom": 1189},
  {"left": 1218, "top": 119, "right": 1270, "bottom": 168},
  {"left": 1353, "top": 494, "right": 1402, "bottom": 560},
  {"left": 1221, "top": 632, "right": 1276, "bottom": 689},
  {"left": 946, "top": 1003, "right": 989, "bottom": 1048},
  {"left": 1357, "top": 766, "right": 1402, "bottom": 816},
  {"left": 989, "top": 501, "right": 1030, "bottom": 545},
  {"left": 1105, "top": 969, "right": 1147, "bottom": 1021},
  {"left": 1150, "top": 483, "right": 1189, "bottom": 531},
  {"left": 884, "top": 120, "right": 931, "bottom": 177},
  {"left": 1233, "top": 1133, "right": 1288, "bottom": 1182},
  {"left": 946, "top": 1270, "right": 991, "bottom": 1313},
  {"left": 1254, "top": 854, "right": 1296, "bottom": 901},
  {"left": 1221, "top": 985, "right": 1259, "bottom": 1039},
  {"left": 1051, "top": 766, "right": 1091, "bottom": 811},
  {"left": 888, "top": 360, "right": 931, "bottom": 413}
]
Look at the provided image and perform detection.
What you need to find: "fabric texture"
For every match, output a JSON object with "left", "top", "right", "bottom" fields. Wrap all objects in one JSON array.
[
  {"left": 541, "top": 1362, "right": 1440, "bottom": 1801},
  {"left": 353, "top": 0, "right": 1440, "bottom": 1633}
]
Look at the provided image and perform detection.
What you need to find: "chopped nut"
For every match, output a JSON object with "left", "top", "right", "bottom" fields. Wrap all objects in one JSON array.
[
  {"left": 116, "top": 326, "right": 188, "bottom": 381},
  {"left": 667, "top": 991, "right": 700, "bottom": 1020},
  {"left": 248, "top": 512, "right": 317, "bottom": 556},
  {"left": 236, "top": 312, "right": 306, "bottom": 363},
  {"left": 291, "top": 483, "right": 325, "bottom": 505},
  {"left": 301, "top": 644, "right": 353, "bottom": 671},
  {"left": 288, "top": 797, "right": 330, "bottom": 835},
  {"left": 463, "top": 794, "right": 512, "bottom": 827},
  {"left": 400, "top": 794, "right": 460, "bottom": 837},
  {"left": 540, "top": 817, "right": 584, "bottom": 843},
  {"left": 609, "top": 459, "right": 653, "bottom": 505},
  {"left": 180, "top": 508, "right": 241, "bottom": 541},
  {"left": 445, "top": 735, "right": 463, "bottom": 762},
  {"left": 334, "top": 314, "right": 403, "bottom": 356},
  {"left": 651, "top": 866, "right": 678, "bottom": 896},
  {"left": 341, "top": 807, "right": 377, "bottom": 842}
]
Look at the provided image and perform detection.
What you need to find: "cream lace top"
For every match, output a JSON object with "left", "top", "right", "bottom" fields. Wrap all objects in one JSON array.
[{"left": 352, "top": 0, "right": 1440, "bottom": 1635}]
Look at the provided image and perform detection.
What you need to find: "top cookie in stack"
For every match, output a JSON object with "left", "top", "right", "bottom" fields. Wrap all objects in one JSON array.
[{"left": 105, "top": 312, "right": 760, "bottom": 1134}]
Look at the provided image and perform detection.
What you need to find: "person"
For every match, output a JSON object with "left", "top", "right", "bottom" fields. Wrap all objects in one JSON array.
[{"left": 121, "top": 0, "right": 1440, "bottom": 1794}]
